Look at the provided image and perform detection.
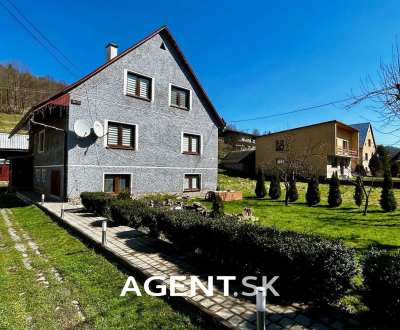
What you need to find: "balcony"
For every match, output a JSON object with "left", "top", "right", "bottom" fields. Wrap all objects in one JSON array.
[{"left": 336, "top": 147, "right": 358, "bottom": 157}]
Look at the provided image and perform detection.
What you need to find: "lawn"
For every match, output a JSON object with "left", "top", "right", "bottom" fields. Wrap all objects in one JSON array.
[
  {"left": 200, "top": 169, "right": 400, "bottom": 254},
  {"left": 0, "top": 195, "right": 201, "bottom": 329},
  {"left": 0, "top": 113, "right": 24, "bottom": 133}
]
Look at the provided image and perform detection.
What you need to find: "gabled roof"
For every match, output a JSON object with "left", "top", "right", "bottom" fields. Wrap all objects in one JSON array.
[
  {"left": 219, "top": 128, "right": 258, "bottom": 138},
  {"left": 349, "top": 123, "right": 374, "bottom": 148},
  {"left": 10, "top": 26, "right": 225, "bottom": 137},
  {"left": 220, "top": 150, "right": 255, "bottom": 164},
  {"left": 0, "top": 133, "right": 28, "bottom": 151}
]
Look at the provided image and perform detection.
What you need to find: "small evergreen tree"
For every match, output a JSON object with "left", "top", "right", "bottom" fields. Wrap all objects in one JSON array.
[
  {"left": 306, "top": 173, "right": 321, "bottom": 206},
  {"left": 288, "top": 174, "right": 299, "bottom": 202},
  {"left": 212, "top": 194, "right": 225, "bottom": 217},
  {"left": 380, "top": 169, "right": 397, "bottom": 212},
  {"left": 353, "top": 176, "right": 364, "bottom": 208},
  {"left": 369, "top": 153, "right": 381, "bottom": 176},
  {"left": 255, "top": 166, "right": 267, "bottom": 198},
  {"left": 377, "top": 145, "right": 389, "bottom": 170},
  {"left": 328, "top": 172, "right": 342, "bottom": 207},
  {"left": 355, "top": 164, "right": 366, "bottom": 177},
  {"left": 269, "top": 172, "right": 281, "bottom": 200},
  {"left": 390, "top": 162, "right": 399, "bottom": 178}
]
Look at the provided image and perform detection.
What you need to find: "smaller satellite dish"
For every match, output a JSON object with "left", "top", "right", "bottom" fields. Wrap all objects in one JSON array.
[
  {"left": 92, "top": 121, "right": 104, "bottom": 137},
  {"left": 74, "top": 120, "right": 91, "bottom": 138}
]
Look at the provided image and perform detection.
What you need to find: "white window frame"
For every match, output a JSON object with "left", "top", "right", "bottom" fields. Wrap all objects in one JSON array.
[
  {"left": 181, "top": 132, "right": 203, "bottom": 155},
  {"left": 123, "top": 69, "right": 154, "bottom": 101},
  {"left": 183, "top": 173, "right": 201, "bottom": 191},
  {"left": 38, "top": 130, "right": 45, "bottom": 153},
  {"left": 102, "top": 173, "right": 133, "bottom": 194},
  {"left": 36, "top": 169, "right": 40, "bottom": 181},
  {"left": 103, "top": 120, "right": 139, "bottom": 150},
  {"left": 169, "top": 83, "right": 192, "bottom": 110},
  {"left": 42, "top": 169, "right": 45, "bottom": 182}
]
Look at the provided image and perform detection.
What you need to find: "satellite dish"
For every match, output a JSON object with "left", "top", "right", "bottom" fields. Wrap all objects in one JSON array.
[
  {"left": 74, "top": 120, "right": 91, "bottom": 138},
  {"left": 92, "top": 121, "right": 104, "bottom": 137}
]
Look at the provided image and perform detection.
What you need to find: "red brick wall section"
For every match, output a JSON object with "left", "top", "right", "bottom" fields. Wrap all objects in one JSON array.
[{"left": 216, "top": 191, "right": 243, "bottom": 201}]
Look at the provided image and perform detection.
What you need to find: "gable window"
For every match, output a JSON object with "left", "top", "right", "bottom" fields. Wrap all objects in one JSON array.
[
  {"left": 368, "top": 139, "right": 371, "bottom": 147},
  {"left": 184, "top": 174, "right": 200, "bottom": 191},
  {"left": 38, "top": 130, "right": 45, "bottom": 153},
  {"left": 365, "top": 153, "right": 369, "bottom": 161},
  {"left": 42, "top": 170, "right": 46, "bottom": 182},
  {"left": 332, "top": 157, "right": 338, "bottom": 168},
  {"left": 182, "top": 134, "right": 200, "bottom": 154},
  {"left": 107, "top": 122, "right": 135, "bottom": 149},
  {"left": 104, "top": 174, "right": 130, "bottom": 194},
  {"left": 170, "top": 85, "right": 190, "bottom": 109},
  {"left": 276, "top": 158, "right": 284, "bottom": 165},
  {"left": 36, "top": 169, "right": 40, "bottom": 181},
  {"left": 276, "top": 140, "right": 284, "bottom": 151},
  {"left": 126, "top": 72, "right": 151, "bottom": 100}
]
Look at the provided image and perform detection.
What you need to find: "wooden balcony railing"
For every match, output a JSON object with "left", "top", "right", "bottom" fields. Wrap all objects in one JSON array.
[{"left": 336, "top": 147, "right": 358, "bottom": 156}]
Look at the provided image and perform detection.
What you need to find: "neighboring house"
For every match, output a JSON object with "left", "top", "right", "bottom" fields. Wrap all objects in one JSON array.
[
  {"left": 255, "top": 120, "right": 359, "bottom": 179},
  {"left": 9, "top": 26, "right": 225, "bottom": 200},
  {"left": 220, "top": 150, "right": 255, "bottom": 174},
  {"left": 219, "top": 128, "right": 257, "bottom": 149},
  {"left": 349, "top": 122, "right": 376, "bottom": 173},
  {"left": 390, "top": 152, "right": 400, "bottom": 173},
  {"left": 0, "top": 133, "right": 29, "bottom": 181}
]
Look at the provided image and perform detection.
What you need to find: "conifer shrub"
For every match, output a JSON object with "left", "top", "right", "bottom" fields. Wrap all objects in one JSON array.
[
  {"left": 288, "top": 175, "right": 299, "bottom": 202},
  {"left": 353, "top": 176, "right": 364, "bottom": 208},
  {"left": 211, "top": 194, "right": 225, "bottom": 217},
  {"left": 269, "top": 172, "right": 281, "bottom": 200},
  {"left": 306, "top": 173, "right": 321, "bottom": 206},
  {"left": 355, "top": 164, "right": 366, "bottom": 176},
  {"left": 328, "top": 172, "right": 342, "bottom": 207},
  {"left": 390, "top": 162, "right": 399, "bottom": 178},
  {"left": 369, "top": 153, "right": 381, "bottom": 176},
  {"left": 380, "top": 169, "right": 397, "bottom": 212},
  {"left": 255, "top": 166, "right": 267, "bottom": 198}
]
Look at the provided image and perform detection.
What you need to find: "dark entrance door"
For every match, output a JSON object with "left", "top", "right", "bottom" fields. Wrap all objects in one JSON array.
[
  {"left": 51, "top": 170, "right": 61, "bottom": 197},
  {"left": 340, "top": 160, "right": 344, "bottom": 175}
]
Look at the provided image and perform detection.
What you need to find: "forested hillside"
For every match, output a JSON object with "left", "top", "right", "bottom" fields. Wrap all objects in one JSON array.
[{"left": 0, "top": 60, "right": 67, "bottom": 115}]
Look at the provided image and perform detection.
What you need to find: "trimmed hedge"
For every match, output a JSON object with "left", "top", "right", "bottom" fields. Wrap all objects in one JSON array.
[
  {"left": 80, "top": 191, "right": 357, "bottom": 305},
  {"left": 80, "top": 192, "right": 115, "bottom": 219},
  {"left": 362, "top": 249, "right": 400, "bottom": 328}
]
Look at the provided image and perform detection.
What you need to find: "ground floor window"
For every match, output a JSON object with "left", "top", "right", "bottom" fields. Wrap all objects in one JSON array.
[
  {"left": 184, "top": 174, "right": 200, "bottom": 191},
  {"left": 104, "top": 174, "right": 130, "bottom": 194},
  {"left": 331, "top": 157, "right": 338, "bottom": 168},
  {"left": 36, "top": 169, "right": 40, "bottom": 181}
]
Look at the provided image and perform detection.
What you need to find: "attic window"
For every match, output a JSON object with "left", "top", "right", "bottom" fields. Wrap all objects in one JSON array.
[{"left": 160, "top": 42, "right": 166, "bottom": 50}]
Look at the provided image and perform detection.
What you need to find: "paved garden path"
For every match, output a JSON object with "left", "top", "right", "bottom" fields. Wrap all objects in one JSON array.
[{"left": 16, "top": 191, "right": 361, "bottom": 330}]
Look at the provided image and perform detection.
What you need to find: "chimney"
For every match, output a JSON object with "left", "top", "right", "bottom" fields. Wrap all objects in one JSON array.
[{"left": 105, "top": 43, "right": 118, "bottom": 61}]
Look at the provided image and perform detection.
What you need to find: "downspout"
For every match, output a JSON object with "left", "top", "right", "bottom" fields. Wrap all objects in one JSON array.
[{"left": 30, "top": 118, "right": 68, "bottom": 202}]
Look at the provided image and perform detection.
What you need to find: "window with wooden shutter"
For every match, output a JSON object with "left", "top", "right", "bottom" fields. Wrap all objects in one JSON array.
[
  {"left": 170, "top": 85, "right": 190, "bottom": 109},
  {"left": 182, "top": 134, "right": 200, "bottom": 154},
  {"left": 126, "top": 72, "right": 151, "bottom": 100},
  {"left": 184, "top": 174, "right": 200, "bottom": 191},
  {"left": 107, "top": 122, "right": 135, "bottom": 149}
]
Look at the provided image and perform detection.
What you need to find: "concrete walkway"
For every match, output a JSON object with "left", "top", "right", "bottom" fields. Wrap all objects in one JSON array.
[{"left": 16, "top": 191, "right": 361, "bottom": 330}]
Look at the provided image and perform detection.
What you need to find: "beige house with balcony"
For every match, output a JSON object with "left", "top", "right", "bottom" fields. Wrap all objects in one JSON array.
[{"left": 255, "top": 120, "right": 359, "bottom": 179}]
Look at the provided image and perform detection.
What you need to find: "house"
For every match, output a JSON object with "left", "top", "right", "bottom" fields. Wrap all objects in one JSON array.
[
  {"left": 0, "top": 133, "right": 29, "bottom": 182},
  {"left": 349, "top": 122, "right": 376, "bottom": 173},
  {"left": 255, "top": 120, "right": 359, "bottom": 179},
  {"left": 390, "top": 151, "right": 400, "bottom": 173},
  {"left": 9, "top": 26, "right": 225, "bottom": 201},
  {"left": 218, "top": 128, "right": 257, "bottom": 149},
  {"left": 220, "top": 150, "right": 255, "bottom": 174}
]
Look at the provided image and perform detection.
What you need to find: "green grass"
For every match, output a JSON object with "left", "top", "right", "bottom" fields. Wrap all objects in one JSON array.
[
  {"left": 0, "top": 195, "right": 201, "bottom": 329},
  {"left": 0, "top": 113, "right": 23, "bottom": 133},
  {"left": 201, "top": 169, "right": 400, "bottom": 254}
]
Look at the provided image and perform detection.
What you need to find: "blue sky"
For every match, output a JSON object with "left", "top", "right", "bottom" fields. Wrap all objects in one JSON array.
[{"left": 1, "top": 0, "right": 400, "bottom": 145}]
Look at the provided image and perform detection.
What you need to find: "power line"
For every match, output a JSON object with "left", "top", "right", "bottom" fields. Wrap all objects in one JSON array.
[
  {"left": 6, "top": 0, "right": 84, "bottom": 76},
  {"left": 226, "top": 96, "right": 358, "bottom": 123},
  {"left": 0, "top": 1, "right": 79, "bottom": 79}
]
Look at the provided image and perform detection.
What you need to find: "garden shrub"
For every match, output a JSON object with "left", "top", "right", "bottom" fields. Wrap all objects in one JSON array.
[
  {"left": 211, "top": 194, "right": 225, "bottom": 217},
  {"left": 288, "top": 175, "right": 298, "bottom": 202},
  {"left": 328, "top": 172, "right": 342, "bottom": 207},
  {"left": 80, "top": 191, "right": 357, "bottom": 305},
  {"left": 269, "top": 172, "right": 281, "bottom": 200},
  {"left": 306, "top": 173, "right": 320, "bottom": 206},
  {"left": 369, "top": 152, "right": 381, "bottom": 176},
  {"left": 80, "top": 192, "right": 115, "bottom": 218},
  {"left": 255, "top": 166, "right": 267, "bottom": 198},
  {"left": 354, "top": 164, "right": 366, "bottom": 176},
  {"left": 380, "top": 169, "right": 397, "bottom": 212},
  {"left": 353, "top": 176, "right": 364, "bottom": 208},
  {"left": 117, "top": 188, "right": 132, "bottom": 200},
  {"left": 362, "top": 248, "right": 400, "bottom": 328}
]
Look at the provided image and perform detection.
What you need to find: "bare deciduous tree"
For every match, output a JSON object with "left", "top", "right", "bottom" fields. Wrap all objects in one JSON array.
[
  {"left": 262, "top": 131, "right": 326, "bottom": 206},
  {"left": 350, "top": 159, "right": 375, "bottom": 216}
]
